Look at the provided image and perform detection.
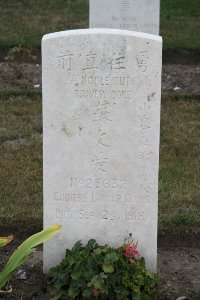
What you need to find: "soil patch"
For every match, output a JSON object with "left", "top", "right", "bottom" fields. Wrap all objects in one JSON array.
[
  {"left": 0, "top": 63, "right": 41, "bottom": 92},
  {"left": 162, "top": 49, "right": 200, "bottom": 65},
  {"left": 162, "top": 64, "right": 200, "bottom": 94},
  {"left": 0, "top": 240, "right": 199, "bottom": 300},
  {"left": 157, "top": 247, "right": 200, "bottom": 300},
  {"left": 0, "top": 63, "right": 199, "bottom": 95},
  {"left": 1, "top": 48, "right": 200, "bottom": 65}
]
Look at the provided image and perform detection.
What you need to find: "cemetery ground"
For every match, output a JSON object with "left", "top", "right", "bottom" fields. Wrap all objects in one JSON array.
[
  {"left": 0, "top": 0, "right": 200, "bottom": 299},
  {"left": 0, "top": 67, "right": 199, "bottom": 300}
]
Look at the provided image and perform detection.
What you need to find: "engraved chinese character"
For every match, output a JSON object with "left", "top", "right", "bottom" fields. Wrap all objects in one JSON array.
[
  {"left": 139, "top": 102, "right": 152, "bottom": 129},
  {"left": 92, "top": 152, "right": 108, "bottom": 173},
  {"left": 138, "top": 150, "right": 153, "bottom": 163},
  {"left": 93, "top": 100, "right": 112, "bottom": 123},
  {"left": 56, "top": 54, "right": 74, "bottom": 70},
  {"left": 95, "top": 129, "right": 110, "bottom": 148},
  {"left": 104, "top": 53, "right": 126, "bottom": 70},
  {"left": 140, "top": 102, "right": 151, "bottom": 111},
  {"left": 140, "top": 112, "right": 151, "bottom": 129},
  {"left": 140, "top": 183, "right": 151, "bottom": 195},
  {"left": 82, "top": 52, "right": 99, "bottom": 70},
  {"left": 137, "top": 51, "right": 149, "bottom": 72},
  {"left": 139, "top": 131, "right": 150, "bottom": 145},
  {"left": 136, "top": 170, "right": 149, "bottom": 182}
]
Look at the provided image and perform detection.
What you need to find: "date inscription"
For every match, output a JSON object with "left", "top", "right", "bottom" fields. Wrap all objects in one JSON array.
[{"left": 56, "top": 208, "right": 145, "bottom": 222}]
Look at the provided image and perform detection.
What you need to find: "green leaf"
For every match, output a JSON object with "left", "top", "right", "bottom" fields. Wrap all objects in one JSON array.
[
  {"left": 50, "top": 296, "right": 62, "bottom": 300},
  {"left": 100, "top": 272, "right": 108, "bottom": 279},
  {"left": 146, "top": 270, "right": 156, "bottom": 280},
  {"left": 132, "top": 293, "right": 141, "bottom": 300},
  {"left": 140, "top": 257, "right": 145, "bottom": 266},
  {"left": 93, "top": 248, "right": 102, "bottom": 255},
  {"left": 102, "top": 263, "right": 114, "bottom": 273},
  {"left": 132, "top": 285, "right": 141, "bottom": 294},
  {"left": 67, "top": 287, "right": 79, "bottom": 299},
  {"left": 140, "top": 294, "right": 150, "bottom": 300},
  {"left": 0, "top": 236, "right": 13, "bottom": 248},
  {"left": 102, "top": 246, "right": 109, "bottom": 253},
  {"left": 86, "top": 239, "right": 97, "bottom": 250},
  {"left": 104, "top": 252, "right": 119, "bottom": 263},
  {"left": 72, "top": 240, "right": 82, "bottom": 251},
  {"left": 135, "top": 274, "right": 145, "bottom": 285},
  {"left": 88, "top": 274, "right": 107, "bottom": 293},
  {"left": 88, "top": 275, "right": 99, "bottom": 286},
  {"left": 0, "top": 224, "right": 61, "bottom": 289},
  {"left": 94, "top": 277, "right": 106, "bottom": 291},
  {"left": 71, "top": 270, "right": 82, "bottom": 281},
  {"left": 82, "top": 288, "right": 91, "bottom": 298}
]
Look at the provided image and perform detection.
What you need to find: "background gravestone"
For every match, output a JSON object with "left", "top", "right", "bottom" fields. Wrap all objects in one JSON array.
[
  {"left": 90, "top": 0, "right": 160, "bottom": 35},
  {"left": 42, "top": 29, "right": 162, "bottom": 272}
]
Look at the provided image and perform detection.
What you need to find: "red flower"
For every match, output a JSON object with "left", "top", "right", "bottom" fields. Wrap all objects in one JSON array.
[{"left": 124, "top": 244, "right": 140, "bottom": 258}]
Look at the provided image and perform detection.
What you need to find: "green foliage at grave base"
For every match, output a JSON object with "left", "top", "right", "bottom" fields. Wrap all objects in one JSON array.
[{"left": 47, "top": 239, "right": 158, "bottom": 300}]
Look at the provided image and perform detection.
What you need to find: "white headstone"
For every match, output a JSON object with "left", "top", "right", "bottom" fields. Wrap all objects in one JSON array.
[
  {"left": 43, "top": 29, "right": 162, "bottom": 272},
  {"left": 90, "top": 0, "right": 160, "bottom": 35}
]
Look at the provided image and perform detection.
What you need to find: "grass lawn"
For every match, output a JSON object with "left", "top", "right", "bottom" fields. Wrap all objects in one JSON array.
[
  {"left": 0, "top": 0, "right": 199, "bottom": 53},
  {"left": 161, "top": 0, "right": 200, "bottom": 50},
  {"left": 0, "top": 94, "right": 42, "bottom": 233},
  {"left": 159, "top": 96, "right": 200, "bottom": 233},
  {"left": 0, "top": 93, "right": 199, "bottom": 236}
]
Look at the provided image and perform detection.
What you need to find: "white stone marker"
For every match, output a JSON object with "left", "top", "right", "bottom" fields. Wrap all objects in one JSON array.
[
  {"left": 90, "top": 0, "right": 160, "bottom": 35},
  {"left": 43, "top": 29, "right": 162, "bottom": 272}
]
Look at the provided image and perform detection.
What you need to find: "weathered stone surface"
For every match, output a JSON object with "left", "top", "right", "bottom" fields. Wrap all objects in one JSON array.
[
  {"left": 42, "top": 29, "right": 162, "bottom": 272},
  {"left": 90, "top": 0, "right": 160, "bottom": 35}
]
